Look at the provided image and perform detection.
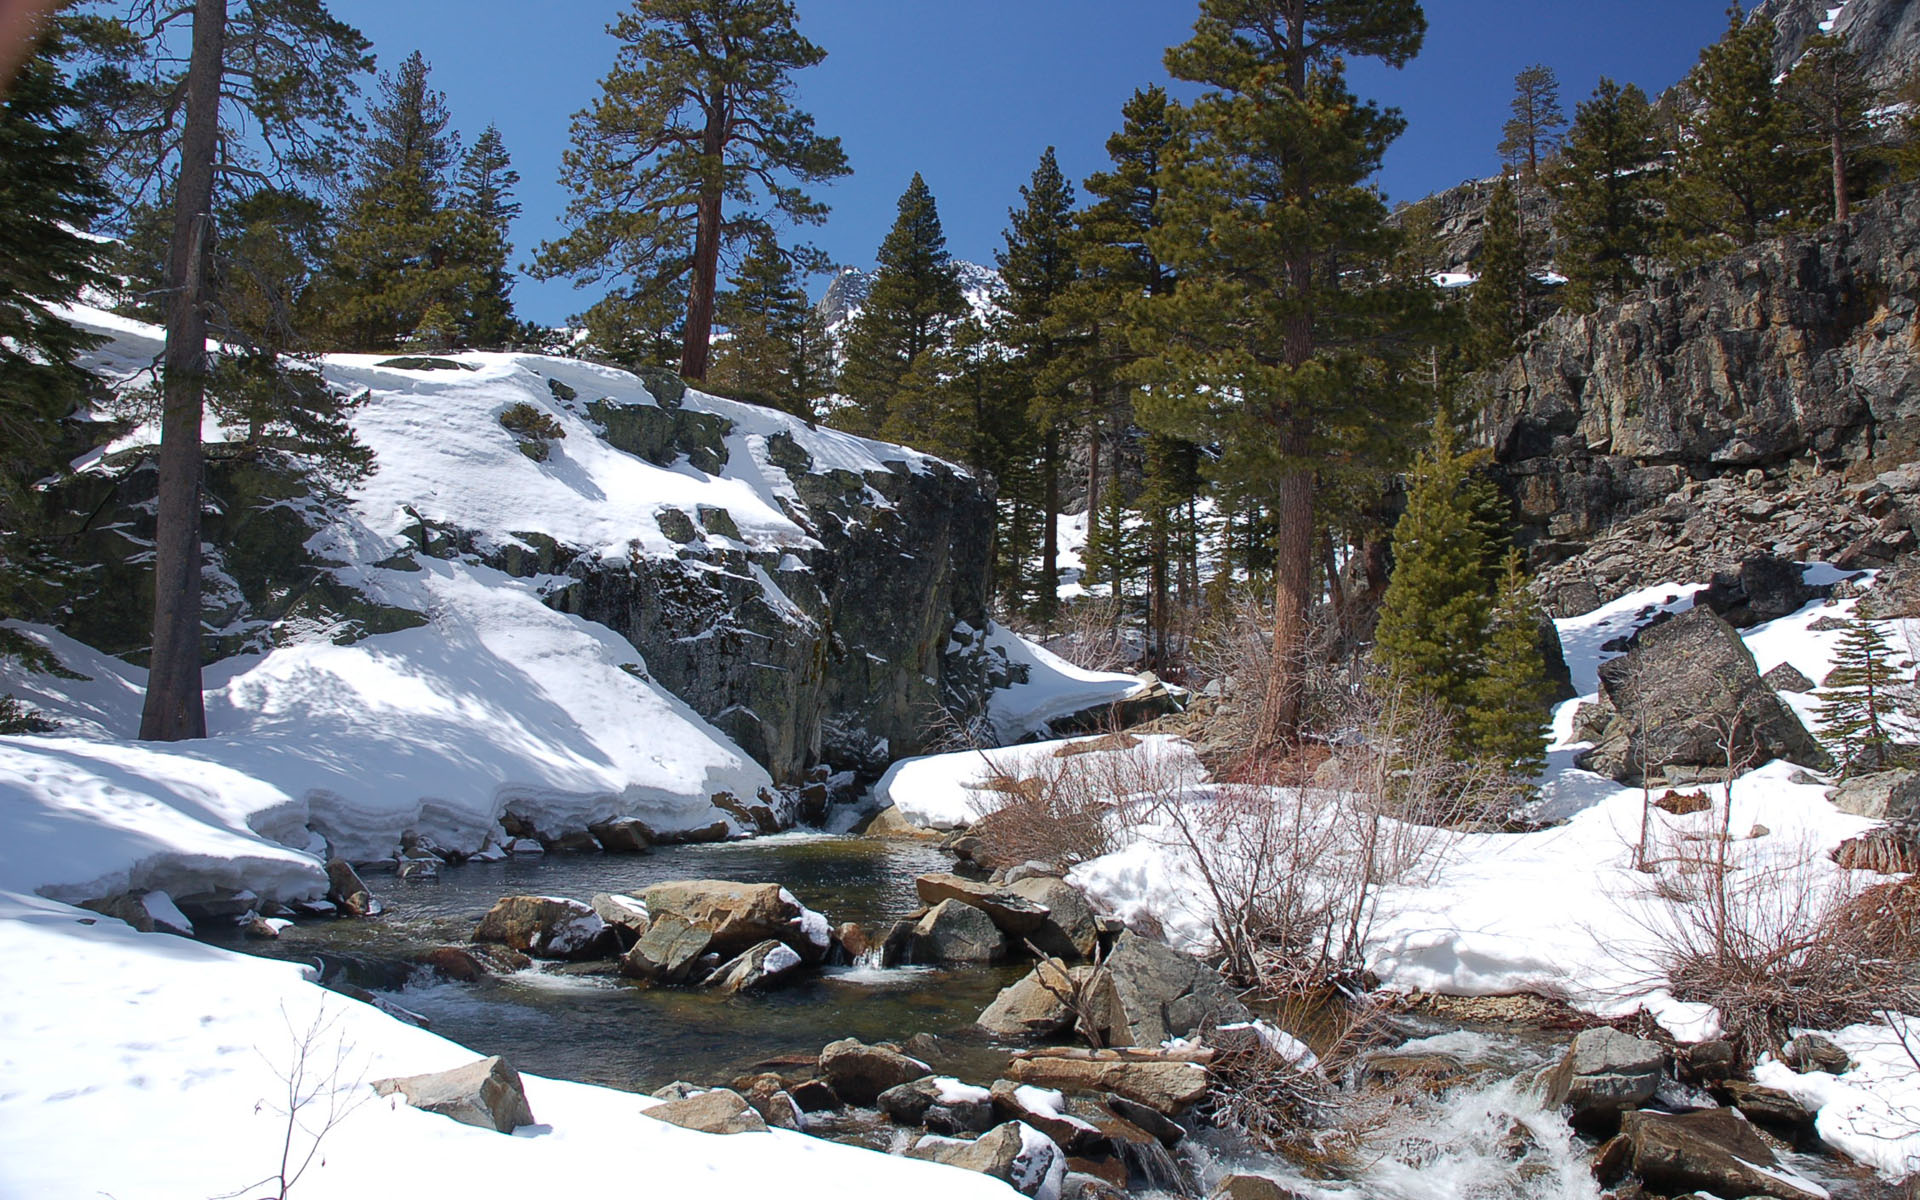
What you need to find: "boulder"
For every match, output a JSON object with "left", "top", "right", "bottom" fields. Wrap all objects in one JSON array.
[
  {"left": 1004, "top": 1049, "right": 1210, "bottom": 1115},
  {"left": 736, "top": 1074, "right": 805, "bottom": 1131},
  {"left": 788, "top": 1078, "right": 839, "bottom": 1112},
  {"left": 641, "top": 1088, "right": 768, "bottom": 1135},
  {"left": 587, "top": 818, "right": 653, "bottom": 853},
  {"left": 990, "top": 1080, "right": 1106, "bottom": 1155},
  {"left": 864, "top": 805, "right": 945, "bottom": 840},
  {"left": 325, "top": 858, "right": 375, "bottom": 917},
  {"left": 878, "top": 1076, "right": 998, "bottom": 1135},
  {"left": 372, "top": 1056, "right": 534, "bottom": 1133},
  {"left": 909, "top": 899, "right": 1011, "bottom": 964},
  {"left": 415, "top": 945, "right": 525, "bottom": 982},
  {"left": 906, "top": 1122, "right": 1067, "bottom": 1199},
  {"left": 1702, "top": 554, "right": 1817, "bottom": 628},
  {"left": 1829, "top": 769, "right": 1920, "bottom": 821},
  {"left": 1007, "top": 876, "right": 1099, "bottom": 959},
  {"left": 1782, "top": 1033, "right": 1854, "bottom": 1074},
  {"left": 1211, "top": 1176, "right": 1303, "bottom": 1200},
  {"left": 978, "top": 958, "right": 1091, "bottom": 1039},
  {"left": 704, "top": 939, "right": 805, "bottom": 995},
  {"left": 1618, "top": 1108, "right": 1826, "bottom": 1199},
  {"left": 1092, "top": 931, "right": 1249, "bottom": 1047},
  {"left": 1537, "top": 1027, "right": 1664, "bottom": 1126},
  {"left": 471, "top": 896, "right": 613, "bottom": 961},
  {"left": 619, "top": 912, "right": 711, "bottom": 983},
  {"left": 915, "top": 872, "right": 1051, "bottom": 936},
  {"left": 1579, "top": 607, "right": 1832, "bottom": 782},
  {"left": 1762, "top": 662, "right": 1816, "bottom": 693},
  {"left": 640, "top": 879, "right": 823, "bottom": 961},
  {"left": 819, "top": 1038, "right": 931, "bottom": 1106},
  {"left": 1721, "top": 1080, "right": 1814, "bottom": 1129},
  {"left": 590, "top": 892, "right": 652, "bottom": 945},
  {"left": 1103, "top": 1094, "right": 1184, "bottom": 1146}
]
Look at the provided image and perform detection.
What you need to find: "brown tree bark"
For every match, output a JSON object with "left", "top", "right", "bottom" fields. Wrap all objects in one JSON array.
[
  {"left": 1832, "top": 127, "right": 1849, "bottom": 223},
  {"left": 679, "top": 100, "right": 725, "bottom": 382},
  {"left": 1039, "top": 426, "right": 1060, "bottom": 623},
  {"left": 139, "top": 0, "right": 224, "bottom": 741}
]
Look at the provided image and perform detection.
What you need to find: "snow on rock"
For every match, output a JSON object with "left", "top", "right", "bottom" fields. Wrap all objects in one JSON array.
[
  {"left": 0, "top": 892, "right": 1018, "bottom": 1200},
  {"left": 1757, "top": 1017, "right": 1920, "bottom": 1180},
  {"left": 874, "top": 734, "right": 1205, "bottom": 831},
  {"left": 977, "top": 624, "right": 1156, "bottom": 743}
]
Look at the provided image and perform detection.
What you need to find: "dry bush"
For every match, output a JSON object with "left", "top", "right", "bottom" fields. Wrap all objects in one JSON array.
[
  {"left": 966, "top": 733, "right": 1194, "bottom": 871},
  {"left": 1036, "top": 596, "right": 1139, "bottom": 674},
  {"left": 1201, "top": 1000, "right": 1393, "bottom": 1158}
]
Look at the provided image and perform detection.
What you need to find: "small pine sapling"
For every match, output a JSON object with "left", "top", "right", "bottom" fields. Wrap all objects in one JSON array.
[
  {"left": 1816, "top": 617, "right": 1903, "bottom": 774},
  {"left": 1462, "top": 549, "right": 1555, "bottom": 790}
]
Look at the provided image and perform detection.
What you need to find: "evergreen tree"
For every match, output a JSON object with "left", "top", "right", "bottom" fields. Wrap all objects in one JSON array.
[
  {"left": 1144, "top": 0, "right": 1433, "bottom": 748},
  {"left": 1554, "top": 78, "right": 1660, "bottom": 312},
  {"left": 580, "top": 280, "right": 687, "bottom": 371},
  {"left": 533, "top": 0, "right": 848, "bottom": 382},
  {"left": 0, "top": 19, "right": 107, "bottom": 547},
  {"left": 1663, "top": 5, "right": 1801, "bottom": 260},
  {"left": 1783, "top": 32, "right": 1875, "bottom": 224},
  {"left": 1081, "top": 480, "right": 1147, "bottom": 603},
  {"left": 1816, "top": 618, "right": 1903, "bottom": 774},
  {"left": 998, "top": 147, "right": 1080, "bottom": 623},
  {"left": 838, "top": 173, "right": 966, "bottom": 435},
  {"left": 319, "top": 51, "right": 467, "bottom": 350},
  {"left": 1461, "top": 549, "right": 1553, "bottom": 778},
  {"left": 454, "top": 124, "right": 521, "bottom": 347},
  {"left": 97, "top": 0, "right": 371, "bottom": 740},
  {"left": 710, "top": 233, "right": 816, "bottom": 417},
  {"left": 1467, "top": 174, "right": 1533, "bottom": 366},
  {"left": 1498, "top": 64, "right": 1566, "bottom": 178},
  {"left": 1373, "top": 420, "right": 1505, "bottom": 716}
]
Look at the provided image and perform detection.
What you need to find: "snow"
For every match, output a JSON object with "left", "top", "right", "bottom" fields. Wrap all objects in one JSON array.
[
  {"left": 0, "top": 891, "right": 1019, "bottom": 1200},
  {"left": 1218, "top": 1020, "right": 1320, "bottom": 1071},
  {"left": 1758, "top": 1018, "right": 1920, "bottom": 1180},
  {"left": 874, "top": 734, "right": 1205, "bottom": 831},
  {"left": 932, "top": 1077, "right": 994, "bottom": 1105},
  {"left": 762, "top": 943, "right": 804, "bottom": 975},
  {"left": 1011, "top": 1120, "right": 1068, "bottom": 1200},
  {"left": 978, "top": 623, "right": 1155, "bottom": 743}
]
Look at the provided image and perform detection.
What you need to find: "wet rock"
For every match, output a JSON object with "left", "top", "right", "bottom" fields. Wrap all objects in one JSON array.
[
  {"left": 1762, "top": 662, "right": 1816, "bottom": 693},
  {"left": 1828, "top": 769, "right": 1920, "bottom": 821},
  {"left": 879, "top": 1076, "right": 997, "bottom": 1135},
  {"left": 978, "top": 958, "right": 1092, "bottom": 1039},
  {"left": 640, "top": 879, "right": 822, "bottom": 961},
  {"left": 832, "top": 921, "right": 872, "bottom": 962},
  {"left": 416, "top": 946, "right": 511, "bottom": 982},
  {"left": 1094, "top": 931, "right": 1250, "bottom": 1046},
  {"left": 878, "top": 917, "right": 919, "bottom": 967},
  {"left": 736, "top": 1074, "right": 807, "bottom": 1130},
  {"left": 863, "top": 805, "right": 945, "bottom": 840},
  {"left": 1782, "top": 1033, "right": 1853, "bottom": 1074},
  {"left": 703, "top": 939, "right": 805, "bottom": 995},
  {"left": 1211, "top": 1176, "right": 1304, "bottom": 1200},
  {"left": 619, "top": 912, "right": 711, "bottom": 983},
  {"left": 1618, "top": 1108, "right": 1826, "bottom": 1199},
  {"left": 788, "top": 1078, "right": 839, "bottom": 1112},
  {"left": 587, "top": 818, "right": 652, "bottom": 853},
  {"left": 325, "top": 858, "right": 375, "bottom": 917},
  {"left": 589, "top": 892, "right": 652, "bottom": 947},
  {"left": 819, "top": 1038, "right": 931, "bottom": 1106},
  {"left": 1720, "top": 1080, "right": 1814, "bottom": 1129},
  {"left": 1539, "top": 1028, "right": 1664, "bottom": 1126},
  {"left": 1006, "top": 875, "right": 1099, "bottom": 959},
  {"left": 641, "top": 1088, "right": 768, "bottom": 1134},
  {"left": 1004, "top": 1048, "right": 1210, "bottom": 1115},
  {"left": 372, "top": 1055, "right": 534, "bottom": 1133},
  {"left": 989, "top": 1080, "right": 1106, "bottom": 1155},
  {"left": 471, "top": 896, "right": 612, "bottom": 961},
  {"left": 548, "top": 830, "right": 601, "bottom": 853},
  {"left": 910, "top": 899, "right": 1011, "bottom": 964},
  {"left": 915, "top": 872, "right": 1051, "bottom": 936},
  {"left": 1103, "top": 1094, "right": 1183, "bottom": 1146},
  {"left": 906, "top": 1122, "right": 1067, "bottom": 1199},
  {"left": 1064, "top": 1175, "right": 1130, "bottom": 1200}
]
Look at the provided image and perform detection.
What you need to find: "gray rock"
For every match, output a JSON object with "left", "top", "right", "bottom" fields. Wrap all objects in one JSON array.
[
  {"left": 471, "top": 896, "right": 612, "bottom": 961},
  {"left": 1782, "top": 1033, "right": 1854, "bottom": 1074},
  {"left": 878, "top": 1076, "right": 997, "bottom": 1135},
  {"left": 703, "top": 939, "right": 805, "bottom": 995},
  {"left": 1762, "top": 662, "right": 1816, "bottom": 693},
  {"left": 1828, "top": 769, "right": 1920, "bottom": 821},
  {"left": 619, "top": 912, "right": 710, "bottom": 983},
  {"left": 1702, "top": 555, "right": 1817, "bottom": 628},
  {"left": 915, "top": 872, "right": 1051, "bottom": 935},
  {"left": 325, "top": 858, "right": 374, "bottom": 917},
  {"left": 909, "top": 899, "right": 1011, "bottom": 964},
  {"left": 1618, "top": 1108, "right": 1826, "bottom": 1199},
  {"left": 1007, "top": 875, "right": 1099, "bottom": 959},
  {"left": 1093, "top": 931, "right": 1250, "bottom": 1047},
  {"left": 641, "top": 1088, "right": 768, "bottom": 1134},
  {"left": 640, "top": 879, "right": 824, "bottom": 962},
  {"left": 819, "top": 1038, "right": 931, "bottom": 1106},
  {"left": 1003, "top": 1049, "right": 1211, "bottom": 1115},
  {"left": 978, "top": 958, "right": 1090, "bottom": 1039},
  {"left": 372, "top": 1056, "right": 534, "bottom": 1133},
  {"left": 906, "top": 1122, "right": 1067, "bottom": 1198},
  {"left": 1538, "top": 1027, "right": 1664, "bottom": 1125},
  {"left": 1211, "top": 1176, "right": 1305, "bottom": 1200}
]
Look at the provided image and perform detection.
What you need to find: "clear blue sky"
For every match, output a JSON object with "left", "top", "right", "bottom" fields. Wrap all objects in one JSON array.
[{"left": 323, "top": 1, "right": 1741, "bottom": 326}]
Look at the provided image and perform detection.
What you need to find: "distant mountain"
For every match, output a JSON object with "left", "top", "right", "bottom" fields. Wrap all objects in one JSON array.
[
  {"left": 816, "top": 260, "right": 1004, "bottom": 334},
  {"left": 1755, "top": 0, "right": 1920, "bottom": 93}
]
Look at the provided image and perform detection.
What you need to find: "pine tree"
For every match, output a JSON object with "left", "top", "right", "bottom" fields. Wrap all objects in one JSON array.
[
  {"left": 1783, "top": 33, "right": 1875, "bottom": 224},
  {"left": 580, "top": 280, "right": 687, "bottom": 371},
  {"left": 1816, "top": 618, "right": 1903, "bottom": 774},
  {"left": 1462, "top": 550, "right": 1554, "bottom": 778},
  {"left": 96, "top": 0, "right": 371, "bottom": 741},
  {"left": 838, "top": 173, "right": 966, "bottom": 435},
  {"left": 453, "top": 124, "right": 521, "bottom": 348},
  {"left": 1664, "top": 5, "right": 1802, "bottom": 260},
  {"left": 319, "top": 51, "right": 467, "bottom": 351},
  {"left": 1373, "top": 419, "right": 1506, "bottom": 716},
  {"left": 533, "top": 0, "right": 848, "bottom": 382},
  {"left": 0, "top": 19, "right": 107, "bottom": 547},
  {"left": 1081, "top": 480, "right": 1147, "bottom": 603},
  {"left": 1467, "top": 174, "right": 1533, "bottom": 366},
  {"left": 1145, "top": 0, "right": 1433, "bottom": 748},
  {"left": 1554, "top": 78, "right": 1660, "bottom": 312},
  {"left": 710, "top": 233, "right": 816, "bottom": 417},
  {"left": 998, "top": 147, "right": 1080, "bottom": 623},
  {"left": 1498, "top": 64, "right": 1566, "bottom": 178}
]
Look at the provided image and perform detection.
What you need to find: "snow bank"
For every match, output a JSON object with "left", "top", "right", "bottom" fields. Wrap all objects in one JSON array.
[
  {"left": 0, "top": 891, "right": 1017, "bottom": 1200},
  {"left": 978, "top": 624, "right": 1153, "bottom": 743},
  {"left": 874, "top": 734, "right": 1205, "bottom": 831},
  {"left": 1757, "top": 1018, "right": 1920, "bottom": 1178}
]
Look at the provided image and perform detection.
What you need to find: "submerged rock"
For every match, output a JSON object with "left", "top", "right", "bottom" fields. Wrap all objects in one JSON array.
[
  {"left": 372, "top": 1055, "right": 534, "bottom": 1133},
  {"left": 325, "top": 858, "right": 375, "bottom": 917}
]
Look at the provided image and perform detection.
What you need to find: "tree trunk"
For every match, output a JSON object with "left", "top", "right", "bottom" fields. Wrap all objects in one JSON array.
[
  {"left": 1832, "top": 127, "right": 1849, "bottom": 223},
  {"left": 1086, "top": 402, "right": 1102, "bottom": 525},
  {"left": 139, "top": 0, "right": 224, "bottom": 742},
  {"left": 1322, "top": 528, "right": 1346, "bottom": 646},
  {"left": 680, "top": 105, "right": 725, "bottom": 382},
  {"left": 1039, "top": 426, "right": 1060, "bottom": 623},
  {"left": 1256, "top": 457, "right": 1315, "bottom": 752}
]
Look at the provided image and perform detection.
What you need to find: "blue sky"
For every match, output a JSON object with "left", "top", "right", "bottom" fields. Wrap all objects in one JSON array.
[{"left": 323, "top": 1, "right": 1740, "bottom": 325}]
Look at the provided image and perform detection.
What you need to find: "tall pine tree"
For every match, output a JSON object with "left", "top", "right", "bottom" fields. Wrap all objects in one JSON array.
[
  {"left": 533, "top": 0, "right": 848, "bottom": 382},
  {"left": 838, "top": 173, "right": 966, "bottom": 436},
  {"left": 1498, "top": 64, "right": 1566, "bottom": 178},
  {"left": 710, "top": 233, "right": 819, "bottom": 418},
  {"left": 1554, "top": 78, "right": 1659, "bottom": 313},
  {"left": 1467, "top": 174, "right": 1533, "bottom": 366},
  {"left": 1461, "top": 549, "right": 1554, "bottom": 779},
  {"left": 454, "top": 124, "right": 521, "bottom": 348},
  {"left": 1783, "top": 32, "right": 1874, "bottom": 224}
]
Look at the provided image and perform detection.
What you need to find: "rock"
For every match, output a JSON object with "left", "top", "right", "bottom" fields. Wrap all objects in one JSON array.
[
  {"left": 1721, "top": 1080, "right": 1814, "bottom": 1128},
  {"left": 788, "top": 1078, "right": 839, "bottom": 1112},
  {"left": 819, "top": 1038, "right": 931, "bottom": 1106},
  {"left": 415, "top": 945, "right": 522, "bottom": 982},
  {"left": 1618, "top": 1108, "right": 1826, "bottom": 1199},
  {"left": 325, "top": 858, "right": 374, "bottom": 917},
  {"left": 1702, "top": 555, "right": 1817, "bottom": 628},
  {"left": 372, "top": 1056, "right": 534, "bottom": 1134},
  {"left": 978, "top": 958, "right": 1092, "bottom": 1039},
  {"left": 1004, "top": 1049, "right": 1211, "bottom": 1115},
  {"left": 1579, "top": 607, "right": 1832, "bottom": 782},
  {"left": 833, "top": 921, "right": 873, "bottom": 962},
  {"left": 1762, "top": 662, "right": 1816, "bottom": 693},
  {"left": 1064, "top": 1174, "right": 1130, "bottom": 1200},
  {"left": 548, "top": 830, "right": 601, "bottom": 853},
  {"left": 587, "top": 818, "right": 652, "bottom": 853},
  {"left": 619, "top": 912, "right": 711, "bottom": 983},
  {"left": 906, "top": 1122, "right": 1067, "bottom": 1199},
  {"left": 1103, "top": 1094, "right": 1184, "bottom": 1146},
  {"left": 878, "top": 1076, "right": 998, "bottom": 1135},
  {"left": 640, "top": 879, "right": 821, "bottom": 961},
  {"left": 1211, "top": 1176, "right": 1303, "bottom": 1200},
  {"left": 589, "top": 892, "right": 652, "bottom": 947},
  {"left": 1006, "top": 876, "right": 1099, "bottom": 959},
  {"left": 989, "top": 1080, "right": 1106, "bottom": 1155},
  {"left": 863, "top": 805, "right": 946, "bottom": 839},
  {"left": 915, "top": 872, "right": 1051, "bottom": 935},
  {"left": 1681, "top": 1039, "right": 1737, "bottom": 1083},
  {"left": 1782, "top": 1033, "right": 1853, "bottom": 1074},
  {"left": 703, "top": 939, "right": 805, "bottom": 995},
  {"left": 640, "top": 1088, "right": 768, "bottom": 1135},
  {"left": 471, "top": 896, "right": 612, "bottom": 961},
  {"left": 1538, "top": 1027, "right": 1664, "bottom": 1126},
  {"left": 1828, "top": 769, "right": 1920, "bottom": 821},
  {"left": 1653, "top": 789, "right": 1711, "bottom": 815},
  {"left": 1093, "top": 931, "right": 1250, "bottom": 1047},
  {"left": 736, "top": 1074, "right": 805, "bottom": 1131},
  {"left": 909, "top": 899, "right": 1011, "bottom": 964}
]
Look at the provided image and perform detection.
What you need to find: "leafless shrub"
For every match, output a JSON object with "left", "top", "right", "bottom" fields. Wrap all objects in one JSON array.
[
  {"left": 1036, "top": 596, "right": 1138, "bottom": 674},
  {"left": 967, "top": 732, "right": 1193, "bottom": 871},
  {"left": 219, "top": 1002, "right": 369, "bottom": 1200},
  {"left": 1018, "top": 941, "right": 1113, "bottom": 1050},
  {"left": 1202, "top": 1000, "right": 1392, "bottom": 1158}
]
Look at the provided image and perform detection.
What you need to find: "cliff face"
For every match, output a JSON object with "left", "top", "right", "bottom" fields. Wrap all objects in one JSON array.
[
  {"left": 1755, "top": 0, "right": 1920, "bottom": 92},
  {"left": 1477, "top": 184, "right": 1920, "bottom": 572}
]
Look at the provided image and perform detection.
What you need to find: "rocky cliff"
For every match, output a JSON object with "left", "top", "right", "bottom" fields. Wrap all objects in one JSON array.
[{"left": 1756, "top": 0, "right": 1920, "bottom": 93}]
